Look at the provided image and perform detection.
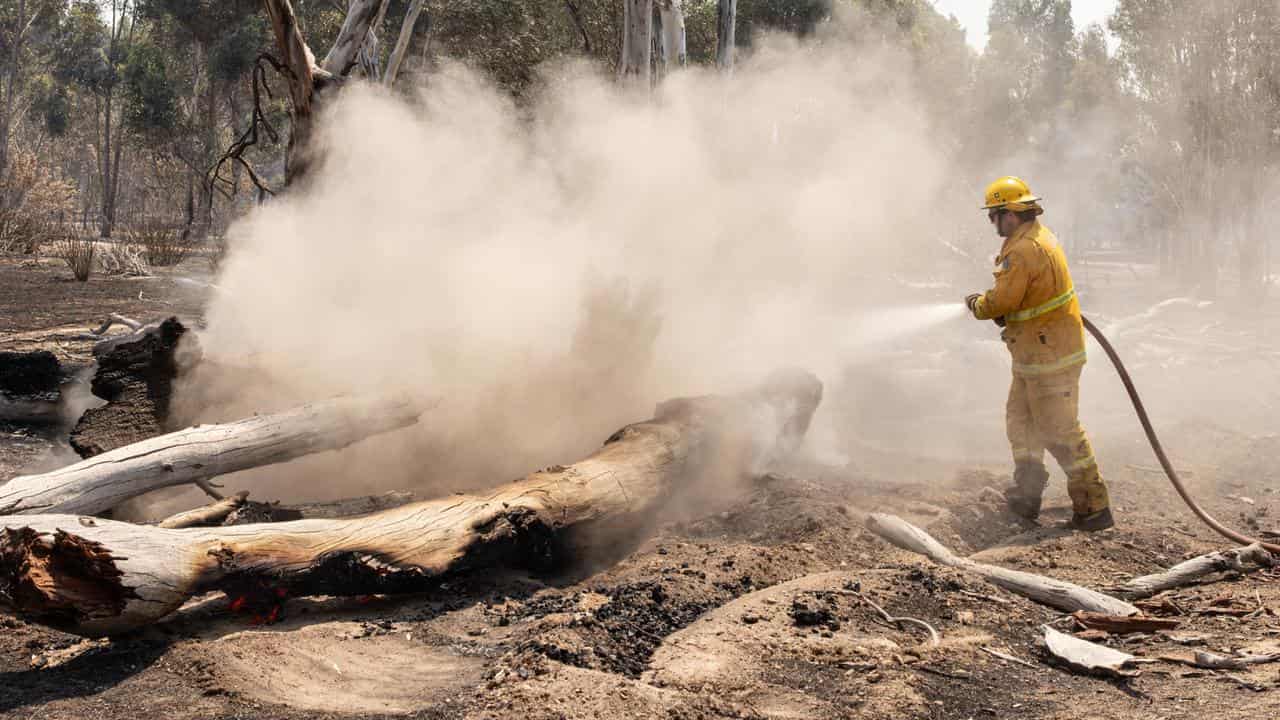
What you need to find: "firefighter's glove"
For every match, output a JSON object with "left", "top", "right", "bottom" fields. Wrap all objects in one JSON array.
[
  {"left": 993, "top": 316, "right": 1007, "bottom": 328},
  {"left": 964, "top": 293, "right": 982, "bottom": 317}
]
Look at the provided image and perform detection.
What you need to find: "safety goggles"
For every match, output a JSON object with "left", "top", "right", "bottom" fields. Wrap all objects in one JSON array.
[{"left": 987, "top": 209, "right": 1008, "bottom": 223}]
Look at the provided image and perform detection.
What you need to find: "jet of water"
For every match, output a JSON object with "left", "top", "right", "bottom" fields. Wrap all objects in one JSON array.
[{"left": 845, "top": 302, "right": 969, "bottom": 349}]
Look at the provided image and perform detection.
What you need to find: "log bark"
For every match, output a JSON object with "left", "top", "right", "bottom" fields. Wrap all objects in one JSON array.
[
  {"left": 0, "top": 370, "right": 821, "bottom": 637},
  {"left": 0, "top": 395, "right": 425, "bottom": 516},
  {"left": 865, "top": 513, "right": 1139, "bottom": 616},
  {"left": 1110, "top": 544, "right": 1275, "bottom": 599}
]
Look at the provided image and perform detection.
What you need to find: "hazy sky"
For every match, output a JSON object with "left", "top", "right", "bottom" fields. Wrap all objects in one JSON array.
[{"left": 932, "top": 0, "right": 1119, "bottom": 50}]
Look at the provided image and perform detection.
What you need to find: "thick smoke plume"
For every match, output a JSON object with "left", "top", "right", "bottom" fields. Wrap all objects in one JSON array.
[{"left": 182, "top": 29, "right": 958, "bottom": 501}]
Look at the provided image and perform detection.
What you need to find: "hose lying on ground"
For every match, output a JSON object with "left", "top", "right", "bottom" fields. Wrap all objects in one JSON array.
[{"left": 1081, "top": 315, "right": 1280, "bottom": 554}]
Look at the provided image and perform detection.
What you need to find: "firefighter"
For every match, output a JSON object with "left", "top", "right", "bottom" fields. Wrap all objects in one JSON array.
[{"left": 964, "top": 176, "right": 1113, "bottom": 531}]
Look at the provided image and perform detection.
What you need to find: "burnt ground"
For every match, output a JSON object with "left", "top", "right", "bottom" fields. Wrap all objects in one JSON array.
[{"left": 3, "top": 252, "right": 1280, "bottom": 719}]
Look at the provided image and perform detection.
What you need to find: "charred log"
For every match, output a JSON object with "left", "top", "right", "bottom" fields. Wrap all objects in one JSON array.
[
  {"left": 0, "top": 350, "right": 66, "bottom": 424},
  {"left": 0, "top": 370, "right": 821, "bottom": 637}
]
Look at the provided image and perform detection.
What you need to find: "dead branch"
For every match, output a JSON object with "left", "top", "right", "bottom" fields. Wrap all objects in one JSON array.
[
  {"left": 1071, "top": 611, "right": 1181, "bottom": 634},
  {"left": 857, "top": 590, "right": 940, "bottom": 647},
  {"left": 1111, "top": 544, "right": 1275, "bottom": 599},
  {"left": 0, "top": 394, "right": 425, "bottom": 516},
  {"left": 90, "top": 314, "right": 143, "bottom": 336},
  {"left": 865, "top": 513, "right": 1139, "bottom": 616},
  {"left": 1159, "top": 650, "right": 1280, "bottom": 671},
  {"left": 981, "top": 646, "right": 1038, "bottom": 668},
  {"left": 0, "top": 370, "right": 821, "bottom": 637},
  {"left": 158, "top": 492, "right": 250, "bottom": 529},
  {"left": 209, "top": 55, "right": 284, "bottom": 200}
]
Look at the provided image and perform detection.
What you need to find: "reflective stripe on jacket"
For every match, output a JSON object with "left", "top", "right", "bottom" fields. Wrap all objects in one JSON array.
[{"left": 973, "top": 221, "right": 1086, "bottom": 376}]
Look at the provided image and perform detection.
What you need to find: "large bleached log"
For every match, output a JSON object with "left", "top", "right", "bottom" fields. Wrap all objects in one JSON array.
[
  {"left": 865, "top": 513, "right": 1139, "bottom": 616},
  {"left": 0, "top": 370, "right": 822, "bottom": 637},
  {"left": 1110, "top": 543, "right": 1275, "bottom": 599},
  {"left": 0, "top": 395, "right": 425, "bottom": 516}
]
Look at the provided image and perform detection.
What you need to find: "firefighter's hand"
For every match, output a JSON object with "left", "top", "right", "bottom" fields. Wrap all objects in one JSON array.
[{"left": 964, "top": 293, "right": 982, "bottom": 316}]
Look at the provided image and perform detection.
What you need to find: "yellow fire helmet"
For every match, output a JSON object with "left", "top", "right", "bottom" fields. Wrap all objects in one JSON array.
[{"left": 982, "top": 176, "right": 1043, "bottom": 214}]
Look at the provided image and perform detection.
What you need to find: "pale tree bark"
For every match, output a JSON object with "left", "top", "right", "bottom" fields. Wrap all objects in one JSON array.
[
  {"left": 0, "top": 371, "right": 822, "bottom": 637},
  {"left": 320, "top": 0, "right": 384, "bottom": 76},
  {"left": 658, "top": 0, "right": 687, "bottom": 69},
  {"left": 619, "top": 0, "right": 653, "bottom": 83},
  {"left": 385, "top": 0, "right": 428, "bottom": 88},
  {"left": 716, "top": 0, "right": 736, "bottom": 70}
]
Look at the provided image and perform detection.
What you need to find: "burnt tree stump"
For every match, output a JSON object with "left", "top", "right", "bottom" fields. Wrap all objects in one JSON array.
[{"left": 69, "top": 318, "right": 198, "bottom": 458}]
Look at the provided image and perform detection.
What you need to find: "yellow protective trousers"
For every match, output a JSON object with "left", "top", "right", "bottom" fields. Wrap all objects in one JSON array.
[{"left": 1006, "top": 365, "right": 1110, "bottom": 515}]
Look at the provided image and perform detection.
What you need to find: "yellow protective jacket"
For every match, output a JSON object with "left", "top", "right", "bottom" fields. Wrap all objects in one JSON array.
[{"left": 973, "top": 220, "right": 1086, "bottom": 376}]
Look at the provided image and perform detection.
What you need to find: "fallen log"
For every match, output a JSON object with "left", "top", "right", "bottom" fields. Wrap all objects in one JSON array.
[
  {"left": 0, "top": 394, "right": 425, "bottom": 516},
  {"left": 69, "top": 317, "right": 197, "bottom": 458},
  {"left": 0, "top": 369, "right": 822, "bottom": 637},
  {"left": 865, "top": 513, "right": 1139, "bottom": 616},
  {"left": 1110, "top": 544, "right": 1275, "bottom": 599}
]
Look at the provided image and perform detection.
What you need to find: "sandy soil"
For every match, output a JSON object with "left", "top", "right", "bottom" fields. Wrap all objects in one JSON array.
[{"left": 2, "top": 252, "right": 1280, "bottom": 719}]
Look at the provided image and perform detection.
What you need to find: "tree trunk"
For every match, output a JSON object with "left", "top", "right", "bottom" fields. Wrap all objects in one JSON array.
[
  {"left": 652, "top": 4, "right": 666, "bottom": 80},
  {"left": 0, "top": 370, "right": 821, "bottom": 637},
  {"left": 261, "top": 0, "right": 381, "bottom": 187},
  {"left": 99, "top": 87, "right": 115, "bottom": 238},
  {"left": 0, "top": 394, "right": 426, "bottom": 517},
  {"left": 661, "top": 0, "right": 687, "bottom": 68},
  {"left": 715, "top": 0, "right": 736, "bottom": 70},
  {"left": 619, "top": 0, "right": 653, "bottom": 82},
  {"left": 384, "top": 0, "right": 427, "bottom": 88}
]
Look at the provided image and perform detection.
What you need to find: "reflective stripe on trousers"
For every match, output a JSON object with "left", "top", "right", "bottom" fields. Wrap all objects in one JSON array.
[{"left": 1005, "top": 364, "right": 1110, "bottom": 515}]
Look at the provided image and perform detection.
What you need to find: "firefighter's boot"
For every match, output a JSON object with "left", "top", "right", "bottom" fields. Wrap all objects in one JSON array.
[
  {"left": 1004, "top": 461, "right": 1049, "bottom": 520},
  {"left": 1067, "top": 507, "right": 1115, "bottom": 532}
]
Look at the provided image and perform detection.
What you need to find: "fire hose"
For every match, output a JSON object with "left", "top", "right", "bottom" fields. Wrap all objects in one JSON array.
[{"left": 1081, "top": 315, "right": 1280, "bottom": 554}]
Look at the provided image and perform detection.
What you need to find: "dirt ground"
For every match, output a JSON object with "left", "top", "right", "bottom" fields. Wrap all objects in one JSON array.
[{"left": 3, "top": 252, "right": 1280, "bottom": 719}]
